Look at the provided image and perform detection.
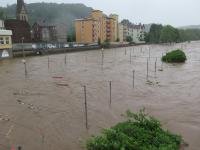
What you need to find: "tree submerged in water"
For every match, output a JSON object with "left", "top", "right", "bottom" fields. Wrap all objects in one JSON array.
[
  {"left": 86, "top": 109, "right": 183, "bottom": 150},
  {"left": 162, "top": 49, "right": 187, "bottom": 63}
]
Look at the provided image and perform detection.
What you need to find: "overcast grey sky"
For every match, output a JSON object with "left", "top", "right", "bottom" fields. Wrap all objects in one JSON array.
[{"left": 1, "top": 0, "right": 200, "bottom": 27}]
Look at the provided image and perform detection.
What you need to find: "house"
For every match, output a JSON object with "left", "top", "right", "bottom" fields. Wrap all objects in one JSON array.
[
  {"left": 55, "top": 23, "right": 67, "bottom": 43},
  {"left": 0, "top": 29, "right": 13, "bottom": 59},
  {"left": 4, "top": 0, "right": 31, "bottom": 43},
  {"left": 4, "top": 19, "right": 31, "bottom": 43},
  {"left": 32, "top": 20, "right": 57, "bottom": 42},
  {"left": 121, "top": 22, "right": 145, "bottom": 44}
]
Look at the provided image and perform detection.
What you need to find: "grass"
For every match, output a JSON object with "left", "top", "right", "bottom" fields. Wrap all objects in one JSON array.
[
  {"left": 162, "top": 49, "right": 186, "bottom": 63},
  {"left": 86, "top": 109, "right": 183, "bottom": 150}
]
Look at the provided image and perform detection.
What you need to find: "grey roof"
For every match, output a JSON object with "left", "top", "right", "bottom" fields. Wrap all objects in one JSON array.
[{"left": 36, "top": 20, "right": 55, "bottom": 27}]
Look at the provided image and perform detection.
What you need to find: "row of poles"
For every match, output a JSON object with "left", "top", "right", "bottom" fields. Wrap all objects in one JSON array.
[
  {"left": 83, "top": 69, "right": 137, "bottom": 130},
  {"left": 21, "top": 45, "right": 166, "bottom": 130}
]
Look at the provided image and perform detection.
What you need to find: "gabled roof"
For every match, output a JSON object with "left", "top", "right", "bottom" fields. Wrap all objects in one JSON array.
[
  {"left": 35, "top": 20, "right": 55, "bottom": 27},
  {"left": 16, "top": 0, "right": 28, "bottom": 14}
]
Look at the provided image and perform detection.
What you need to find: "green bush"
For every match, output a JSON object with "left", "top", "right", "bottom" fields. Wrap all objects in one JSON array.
[
  {"left": 86, "top": 109, "right": 182, "bottom": 150},
  {"left": 102, "top": 39, "right": 111, "bottom": 48},
  {"left": 162, "top": 49, "right": 186, "bottom": 63}
]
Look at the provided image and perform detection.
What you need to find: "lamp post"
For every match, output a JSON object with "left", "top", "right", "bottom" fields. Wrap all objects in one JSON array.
[
  {"left": 21, "top": 37, "right": 27, "bottom": 76},
  {"left": 22, "top": 37, "right": 25, "bottom": 58}
]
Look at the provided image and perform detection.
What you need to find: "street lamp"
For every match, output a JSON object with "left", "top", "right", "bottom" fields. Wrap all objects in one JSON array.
[
  {"left": 21, "top": 37, "right": 27, "bottom": 76},
  {"left": 21, "top": 37, "right": 25, "bottom": 58}
]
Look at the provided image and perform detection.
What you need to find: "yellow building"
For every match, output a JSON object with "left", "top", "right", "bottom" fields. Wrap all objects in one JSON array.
[
  {"left": 75, "top": 18, "right": 99, "bottom": 43},
  {"left": 0, "top": 29, "right": 13, "bottom": 59},
  {"left": 75, "top": 10, "right": 118, "bottom": 44},
  {"left": 109, "top": 14, "right": 119, "bottom": 41}
]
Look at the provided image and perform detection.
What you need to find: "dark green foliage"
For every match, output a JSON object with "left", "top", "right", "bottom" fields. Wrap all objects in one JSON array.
[
  {"left": 145, "top": 24, "right": 200, "bottom": 43},
  {"left": 0, "top": 10, "right": 5, "bottom": 20},
  {"left": 121, "top": 19, "right": 132, "bottom": 26},
  {"left": 147, "top": 24, "right": 163, "bottom": 43},
  {"left": 160, "top": 25, "right": 180, "bottom": 43},
  {"left": 102, "top": 39, "right": 110, "bottom": 48},
  {"left": 116, "top": 38, "right": 120, "bottom": 42},
  {"left": 98, "top": 38, "right": 101, "bottom": 46},
  {"left": 179, "top": 29, "right": 200, "bottom": 42},
  {"left": 162, "top": 49, "right": 187, "bottom": 63},
  {"left": 126, "top": 36, "right": 133, "bottom": 43},
  {"left": 86, "top": 109, "right": 182, "bottom": 150}
]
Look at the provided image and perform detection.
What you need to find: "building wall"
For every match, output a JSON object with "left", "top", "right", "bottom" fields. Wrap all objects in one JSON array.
[
  {"left": 107, "top": 18, "right": 115, "bottom": 42},
  {"left": 0, "top": 20, "right": 5, "bottom": 29},
  {"left": 91, "top": 10, "right": 104, "bottom": 43},
  {"left": 4, "top": 19, "right": 31, "bottom": 43},
  {"left": 32, "top": 23, "right": 57, "bottom": 43},
  {"left": 55, "top": 23, "right": 67, "bottom": 43},
  {"left": 0, "top": 30, "right": 13, "bottom": 59},
  {"left": 75, "top": 10, "right": 118, "bottom": 44},
  {"left": 123, "top": 25, "right": 128, "bottom": 41},
  {"left": 0, "top": 36, "right": 12, "bottom": 49},
  {"left": 120, "top": 23, "right": 145, "bottom": 43},
  {"left": 110, "top": 14, "right": 119, "bottom": 41},
  {"left": 75, "top": 19, "right": 99, "bottom": 43},
  {"left": 132, "top": 28, "right": 145, "bottom": 43},
  {"left": 118, "top": 23, "right": 124, "bottom": 42}
]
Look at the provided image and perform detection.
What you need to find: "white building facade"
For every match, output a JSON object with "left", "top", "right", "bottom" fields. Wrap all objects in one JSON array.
[
  {"left": 0, "top": 20, "right": 5, "bottom": 29},
  {"left": 119, "top": 23, "right": 145, "bottom": 44}
]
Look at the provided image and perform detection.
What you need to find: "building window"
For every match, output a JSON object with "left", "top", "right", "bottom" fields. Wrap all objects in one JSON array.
[
  {"left": 5, "top": 37, "right": 9, "bottom": 44},
  {"left": 0, "top": 37, "right": 4, "bottom": 44}
]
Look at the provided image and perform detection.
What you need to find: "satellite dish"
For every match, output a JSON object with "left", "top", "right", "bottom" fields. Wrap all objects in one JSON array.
[{"left": 2, "top": 50, "right": 9, "bottom": 58}]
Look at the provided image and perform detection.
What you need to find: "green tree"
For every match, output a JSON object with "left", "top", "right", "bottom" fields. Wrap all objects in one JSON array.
[
  {"left": 148, "top": 24, "right": 163, "bottom": 43},
  {"left": 126, "top": 36, "right": 133, "bottom": 43},
  {"left": 121, "top": 19, "right": 131, "bottom": 26},
  {"left": 179, "top": 29, "right": 200, "bottom": 42},
  {"left": 0, "top": 10, "right": 5, "bottom": 20},
  {"left": 98, "top": 38, "right": 101, "bottom": 45},
  {"left": 144, "top": 32, "right": 150, "bottom": 43},
  {"left": 160, "top": 25, "right": 180, "bottom": 43},
  {"left": 102, "top": 39, "right": 110, "bottom": 48}
]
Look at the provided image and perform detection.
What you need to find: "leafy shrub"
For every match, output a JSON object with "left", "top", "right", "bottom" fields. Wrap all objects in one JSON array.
[
  {"left": 102, "top": 39, "right": 111, "bottom": 48},
  {"left": 162, "top": 49, "right": 186, "bottom": 63},
  {"left": 86, "top": 109, "right": 182, "bottom": 150}
]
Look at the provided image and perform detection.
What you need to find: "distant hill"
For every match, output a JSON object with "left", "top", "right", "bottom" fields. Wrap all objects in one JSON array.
[
  {"left": 0, "top": 3, "right": 93, "bottom": 36},
  {"left": 179, "top": 25, "right": 200, "bottom": 30}
]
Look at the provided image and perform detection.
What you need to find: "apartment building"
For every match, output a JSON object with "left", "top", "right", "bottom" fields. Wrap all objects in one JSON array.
[
  {"left": 75, "top": 10, "right": 118, "bottom": 44},
  {"left": 121, "top": 23, "right": 145, "bottom": 44},
  {"left": 75, "top": 18, "right": 99, "bottom": 43}
]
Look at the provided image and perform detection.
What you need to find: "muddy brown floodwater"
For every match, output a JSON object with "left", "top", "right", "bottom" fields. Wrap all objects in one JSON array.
[{"left": 0, "top": 41, "right": 200, "bottom": 150}]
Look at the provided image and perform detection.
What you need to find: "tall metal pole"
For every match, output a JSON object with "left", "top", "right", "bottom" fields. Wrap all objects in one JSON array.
[
  {"left": 109, "top": 81, "right": 112, "bottom": 107},
  {"left": 22, "top": 37, "right": 25, "bottom": 58},
  {"left": 83, "top": 86, "right": 88, "bottom": 129},
  {"left": 133, "top": 70, "right": 135, "bottom": 88},
  {"left": 155, "top": 58, "right": 157, "bottom": 73},
  {"left": 147, "top": 58, "right": 149, "bottom": 81},
  {"left": 22, "top": 37, "right": 27, "bottom": 76},
  {"left": 161, "top": 53, "right": 163, "bottom": 70},
  {"left": 130, "top": 49, "right": 132, "bottom": 64},
  {"left": 149, "top": 47, "right": 150, "bottom": 60}
]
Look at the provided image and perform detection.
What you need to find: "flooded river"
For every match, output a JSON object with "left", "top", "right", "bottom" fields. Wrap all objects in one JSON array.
[{"left": 0, "top": 41, "right": 200, "bottom": 150}]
